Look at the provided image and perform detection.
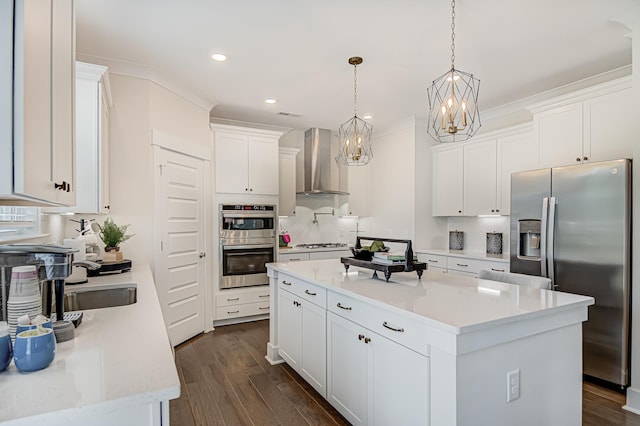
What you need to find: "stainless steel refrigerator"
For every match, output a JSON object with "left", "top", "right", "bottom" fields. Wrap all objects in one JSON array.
[{"left": 510, "top": 159, "right": 631, "bottom": 386}]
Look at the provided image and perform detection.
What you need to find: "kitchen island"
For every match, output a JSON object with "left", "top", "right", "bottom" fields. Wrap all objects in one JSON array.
[
  {"left": 266, "top": 259, "right": 594, "bottom": 426},
  {"left": 0, "top": 265, "right": 180, "bottom": 426}
]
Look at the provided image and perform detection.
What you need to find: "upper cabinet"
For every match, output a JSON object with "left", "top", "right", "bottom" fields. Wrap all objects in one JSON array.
[
  {"left": 432, "top": 124, "right": 536, "bottom": 217},
  {"left": 432, "top": 146, "right": 463, "bottom": 216},
  {"left": 47, "top": 62, "right": 112, "bottom": 214},
  {"left": 532, "top": 77, "right": 633, "bottom": 168},
  {"left": 278, "top": 147, "right": 299, "bottom": 216},
  {"left": 212, "top": 124, "right": 282, "bottom": 196},
  {"left": 0, "top": 0, "right": 76, "bottom": 206},
  {"left": 347, "top": 165, "right": 369, "bottom": 217}
]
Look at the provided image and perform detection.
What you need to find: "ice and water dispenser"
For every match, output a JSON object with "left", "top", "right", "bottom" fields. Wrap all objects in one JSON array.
[{"left": 518, "top": 220, "right": 541, "bottom": 259}]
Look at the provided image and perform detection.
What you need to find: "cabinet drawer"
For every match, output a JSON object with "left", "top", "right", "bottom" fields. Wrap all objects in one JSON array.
[
  {"left": 279, "top": 252, "right": 310, "bottom": 262},
  {"left": 328, "top": 291, "right": 428, "bottom": 355},
  {"left": 216, "top": 301, "right": 270, "bottom": 320},
  {"left": 446, "top": 257, "right": 508, "bottom": 275},
  {"left": 216, "top": 288, "right": 270, "bottom": 307},
  {"left": 417, "top": 253, "right": 447, "bottom": 269},
  {"left": 279, "top": 273, "right": 327, "bottom": 309}
]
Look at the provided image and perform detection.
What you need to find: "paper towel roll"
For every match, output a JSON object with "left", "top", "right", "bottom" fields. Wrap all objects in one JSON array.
[{"left": 63, "top": 239, "right": 87, "bottom": 284}]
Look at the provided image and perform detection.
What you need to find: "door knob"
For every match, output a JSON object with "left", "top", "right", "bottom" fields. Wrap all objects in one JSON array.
[{"left": 199, "top": 252, "right": 206, "bottom": 258}]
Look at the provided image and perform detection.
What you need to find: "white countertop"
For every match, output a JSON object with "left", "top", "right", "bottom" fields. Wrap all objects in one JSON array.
[
  {"left": 415, "top": 248, "right": 510, "bottom": 263},
  {"left": 267, "top": 259, "right": 593, "bottom": 335},
  {"left": 0, "top": 265, "right": 180, "bottom": 425}
]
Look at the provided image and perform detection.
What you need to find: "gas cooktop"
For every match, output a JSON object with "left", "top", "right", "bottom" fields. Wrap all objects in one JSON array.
[{"left": 296, "top": 243, "right": 348, "bottom": 249}]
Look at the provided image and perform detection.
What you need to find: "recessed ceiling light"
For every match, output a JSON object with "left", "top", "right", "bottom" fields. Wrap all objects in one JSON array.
[
  {"left": 363, "top": 114, "right": 373, "bottom": 120},
  {"left": 265, "top": 98, "right": 277, "bottom": 104},
  {"left": 211, "top": 53, "right": 228, "bottom": 62}
]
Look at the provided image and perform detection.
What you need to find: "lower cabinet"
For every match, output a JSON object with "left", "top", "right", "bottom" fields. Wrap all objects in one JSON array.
[
  {"left": 327, "top": 311, "right": 429, "bottom": 426},
  {"left": 214, "top": 287, "right": 270, "bottom": 322},
  {"left": 277, "top": 285, "right": 327, "bottom": 396}
]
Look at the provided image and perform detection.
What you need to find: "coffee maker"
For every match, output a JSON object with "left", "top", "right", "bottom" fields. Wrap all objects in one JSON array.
[{"left": 0, "top": 245, "right": 76, "bottom": 322}]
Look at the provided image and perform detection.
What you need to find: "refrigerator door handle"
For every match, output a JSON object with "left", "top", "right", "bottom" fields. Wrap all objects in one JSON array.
[
  {"left": 540, "top": 197, "right": 549, "bottom": 278},
  {"left": 548, "top": 196, "right": 557, "bottom": 288}
]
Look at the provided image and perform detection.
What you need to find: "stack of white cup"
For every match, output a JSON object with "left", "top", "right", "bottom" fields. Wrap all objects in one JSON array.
[{"left": 7, "top": 265, "right": 43, "bottom": 340}]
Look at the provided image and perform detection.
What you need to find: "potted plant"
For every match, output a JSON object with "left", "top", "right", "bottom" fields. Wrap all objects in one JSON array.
[{"left": 96, "top": 217, "right": 134, "bottom": 252}]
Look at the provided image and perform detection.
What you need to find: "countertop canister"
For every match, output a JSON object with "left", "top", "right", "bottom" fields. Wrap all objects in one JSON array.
[
  {"left": 486, "top": 232, "right": 503, "bottom": 255},
  {"left": 449, "top": 231, "right": 464, "bottom": 251}
]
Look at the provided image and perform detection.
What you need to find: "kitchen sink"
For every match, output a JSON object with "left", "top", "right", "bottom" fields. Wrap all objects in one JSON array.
[{"left": 63, "top": 285, "right": 137, "bottom": 311}]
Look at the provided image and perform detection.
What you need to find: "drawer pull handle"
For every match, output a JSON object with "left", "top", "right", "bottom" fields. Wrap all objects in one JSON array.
[
  {"left": 491, "top": 268, "right": 505, "bottom": 272},
  {"left": 282, "top": 280, "right": 292, "bottom": 286},
  {"left": 258, "top": 294, "right": 269, "bottom": 298},
  {"left": 337, "top": 302, "right": 352, "bottom": 311},
  {"left": 428, "top": 259, "right": 439, "bottom": 263},
  {"left": 293, "top": 301, "right": 301, "bottom": 307},
  {"left": 305, "top": 289, "right": 317, "bottom": 296},
  {"left": 259, "top": 307, "right": 269, "bottom": 310},
  {"left": 290, "top": 258, "right": 301, "bottom": 261},
  {"left": 227, "top": 310, "right": 240, "bottom": 314},
  {"left": 227, "top": 297, "right": 240, "bottom": 301},
  {"left": 358, "top": 334, "right": 365, "bottom": 341},
  {"left": 456, "top": 263, "right": 468, "bottom": 267},
  {"left": 383, "top": 321, "right": 405, "bottom": 333},
  {"left": 364, "top": 337, "right": 371, "bottom": 344}
]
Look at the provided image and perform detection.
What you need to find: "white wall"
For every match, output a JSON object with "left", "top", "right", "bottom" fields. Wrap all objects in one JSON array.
[{"left": 46, "top": 74, "right": 212, "bottom": 269}]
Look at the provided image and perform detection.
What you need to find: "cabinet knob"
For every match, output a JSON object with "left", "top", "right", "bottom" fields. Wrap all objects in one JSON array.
[
  {"left": 458, "top": 210, "right": 462, "bottom": 214},
  {"left": 364, "top": 337, "right": 371, "bottom": 344},
  {"left": 104, "top": 205, "right": 110, "bottom": 210},
  {"left": 358, "top": 334, "right": 365, "bottom": 341},
  {"left": 576, "top": 157, "right": 581, "bottom": 162},
  {"left": 245, "top": 188, "right": 249, "bottom": 191},
  {"left": 250, "top": 188, "right": 253, "bottom": 192},
  {"left": 199, "top": 252, "right": 206, "bottom": 258},
  {"left": 496, "top": 209, "right": 500, "bottom": 212},
  {"left": 583, "top": 156, "right": 588, "bottom": 161},
  {"left": 491, "top": 209, "right": 495, "bottom": 212}
]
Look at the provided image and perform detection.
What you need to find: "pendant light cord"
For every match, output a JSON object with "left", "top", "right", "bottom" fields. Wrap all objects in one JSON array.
[
  {"left": 353, "top": 62, "right": 358, "bottom": 117},
  {"left": 450, "top": 0, "right": 456, "bottom": 70}
]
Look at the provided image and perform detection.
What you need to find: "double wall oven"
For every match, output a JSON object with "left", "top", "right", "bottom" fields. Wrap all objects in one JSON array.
[{"left": 219, "top": 204, "right": 276, "bottom": 289}]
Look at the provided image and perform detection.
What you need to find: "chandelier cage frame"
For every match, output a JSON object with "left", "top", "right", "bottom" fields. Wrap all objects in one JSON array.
[
  {"left": 337, "top": 56, "right": 373, "bottom": 166},
  {"left": 426, "top": 0, "right": 481, "bottom": 143}
]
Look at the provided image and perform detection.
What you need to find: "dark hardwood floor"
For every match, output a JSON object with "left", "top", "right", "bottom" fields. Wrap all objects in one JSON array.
[{"left": 170, "top": 320, "right": 640, "bottom": 426}]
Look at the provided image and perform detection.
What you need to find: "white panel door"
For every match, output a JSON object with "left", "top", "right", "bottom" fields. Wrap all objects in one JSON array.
[{"left": 155, "top": 148, "right": 206, "bottom": 346}]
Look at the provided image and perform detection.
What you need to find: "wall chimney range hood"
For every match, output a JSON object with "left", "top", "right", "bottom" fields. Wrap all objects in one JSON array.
[{"left": 296, "top": 128, "right": 349, "bottom": 196}]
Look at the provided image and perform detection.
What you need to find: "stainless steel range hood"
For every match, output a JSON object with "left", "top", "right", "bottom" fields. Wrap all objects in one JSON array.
[{"left": 296, "top": 128, "right": 349, "bottom": 196}]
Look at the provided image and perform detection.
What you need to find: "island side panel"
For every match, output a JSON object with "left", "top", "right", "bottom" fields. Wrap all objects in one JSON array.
[
  {"left": 431, "top": 322, "right": 583, "bottom": 426},
  {"left": 266, "top": 267, "right": 284, "bottom": 364}
]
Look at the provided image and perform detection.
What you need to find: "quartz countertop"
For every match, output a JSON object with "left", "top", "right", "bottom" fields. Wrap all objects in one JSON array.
[
  {"left": 415, "top": 248, "right": 510, "bottom": 263},
  {"left": 267, "top": 259, "right": 593, "bottom": 335},
  {"left": 0, "top": 265, "right": 180, "bottom": 425}
]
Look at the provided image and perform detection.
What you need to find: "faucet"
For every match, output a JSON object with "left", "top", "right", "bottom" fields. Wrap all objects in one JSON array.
[
  {"left": 72, "top": 260, "right": 101, "bottom": 270},
  {"left": 313, "top": 209, "right": 335, "bottom": 225}
]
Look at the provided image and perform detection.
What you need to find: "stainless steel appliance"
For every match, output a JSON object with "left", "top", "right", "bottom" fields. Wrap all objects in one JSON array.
[
  {"left": 510, "top": 159, "right": 631, "bottom": 386},
  {"left": 0, "top": 244, "right": 76, "bottom": 322},
  {"left": 219, "top": 204, "right": 276, "bottom": 289}
]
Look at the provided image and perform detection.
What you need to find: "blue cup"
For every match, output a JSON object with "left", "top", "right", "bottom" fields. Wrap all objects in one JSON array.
[
  {"left": 13, "top": 327, "right": 56, "bottom": 373},
  {"left": 0, "top": 333, "right": 12, "bottom": 372}
]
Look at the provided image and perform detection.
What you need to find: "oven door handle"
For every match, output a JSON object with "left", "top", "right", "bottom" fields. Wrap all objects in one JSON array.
[
  {"left": 222, "top": 213, "right": 275, "bottom": 219},
  {"left": 222, "top": 244, "right": 274, "bottom": 250}
]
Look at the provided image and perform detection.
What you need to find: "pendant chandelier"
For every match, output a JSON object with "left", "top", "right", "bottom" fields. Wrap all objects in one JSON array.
[
  {"left": 337, "top": 56, "right": 373, "bottom": 166},
  {"left": 427, "top": 0, "right": 481, "bottom": 143}
]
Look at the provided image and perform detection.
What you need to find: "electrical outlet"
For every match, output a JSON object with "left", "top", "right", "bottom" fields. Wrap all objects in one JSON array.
[{"left": 507, "top": 369, "right": 520, "bottom": 402}]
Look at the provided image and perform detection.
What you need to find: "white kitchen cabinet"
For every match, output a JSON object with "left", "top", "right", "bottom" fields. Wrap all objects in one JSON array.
[
  {"left": 585, "top": 87, "right": 634, "bottom": 162},
  {"left": 214, "top": 286, "right": 270, "bottom": 322},
  {"left": 497, "top": 130, "right": 537, "bottom": 215},
  {"left": 278, "top": 147, "right": 299, "bottom": 216},
  {"left": 47, "top": 62, "right": 112, "bottom": 214},
  {"left": 309, "top": 250, "right": 351, "bottom": 260},
  {"left": 347, "top": 165, "right": 369, "bottom": 216},
  {"left": 417, "top": 250, "right": 509, "bottom": 277},
  {"left": 0, "top": 0, "right": 76, "bottom": 205},
  {"left": 279, "top": 252, "right": 310, "bottom": 262},
  {"left": 432, "top": 145, "right": 463, "bottom": 216},
  {"left": 463, "top": 139, "right": 498, "bottom": 215},
  {"left": 277, "top": 275, "right": 327, "bottom": 396},
  {"left": 213, "top": 125, "right": 282, "bottom": 196},
  {"left": 327, "top": 310, "right": 429, "bottom": 426},
  {"left": 533, "top": 77, "right": 633, "bottom": 169}
]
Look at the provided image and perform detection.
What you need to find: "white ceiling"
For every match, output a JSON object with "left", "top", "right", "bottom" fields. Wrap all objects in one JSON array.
[{"left": 75, "top": 0, "right": 635, "bottom": 133}]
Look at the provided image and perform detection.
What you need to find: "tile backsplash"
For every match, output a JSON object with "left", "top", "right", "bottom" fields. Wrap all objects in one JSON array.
[{"left": 447, "top": 216, "right": 510, "bottom": 253}]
